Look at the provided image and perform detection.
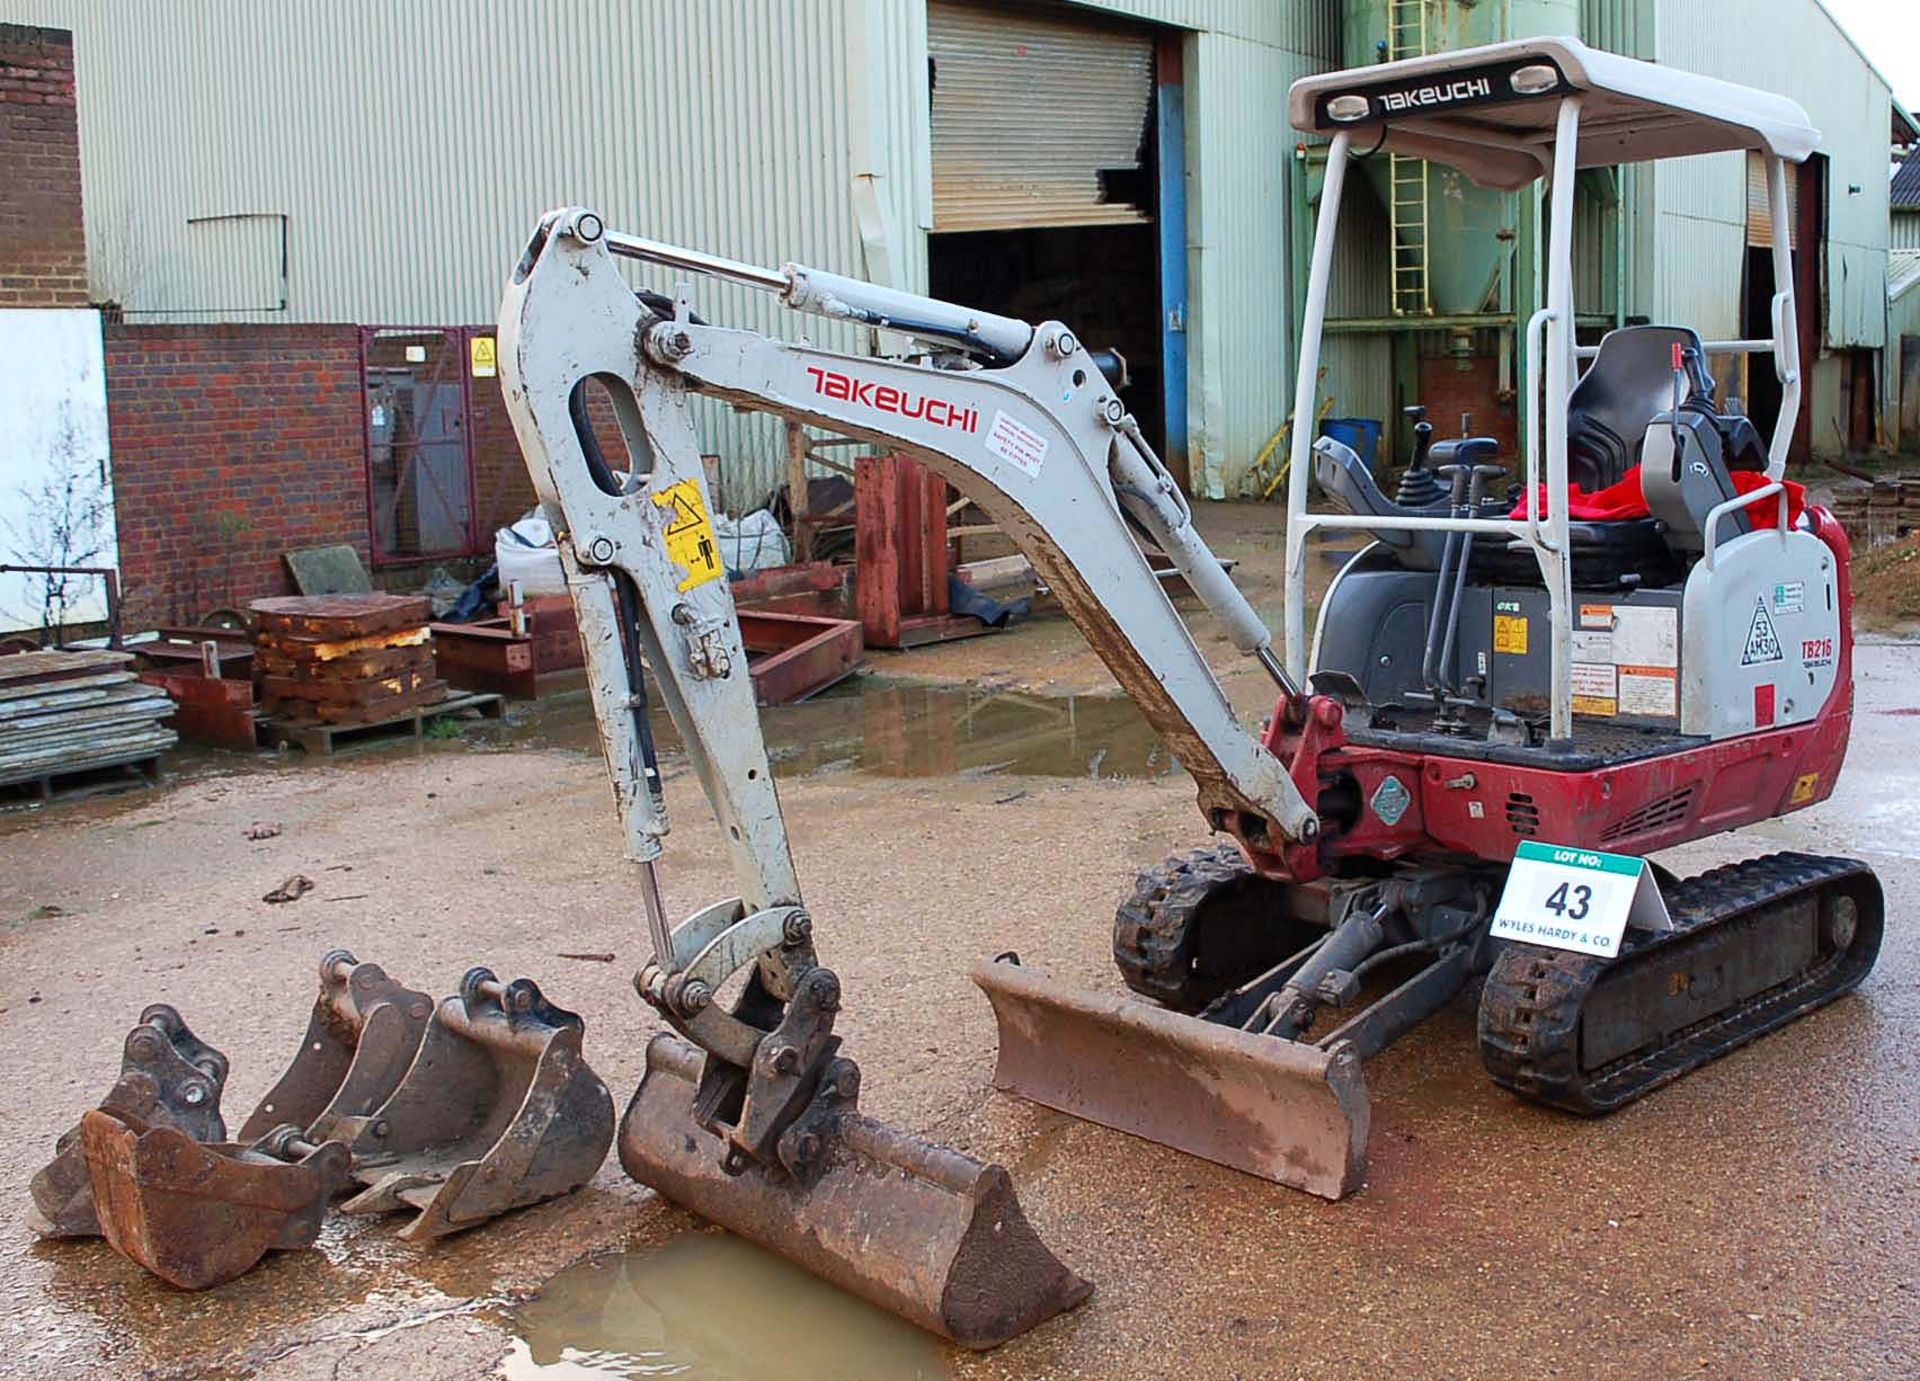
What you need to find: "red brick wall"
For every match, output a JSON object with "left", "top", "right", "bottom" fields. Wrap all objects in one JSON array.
[
  {"left": 465, "top": 351, "right": 538, "bottom": 538},
  {"left": 104, "top": 325, "right": 370, "bottom": 627},
  {"left": 0, "top": 24, "right": 86, "bottom": 306}
]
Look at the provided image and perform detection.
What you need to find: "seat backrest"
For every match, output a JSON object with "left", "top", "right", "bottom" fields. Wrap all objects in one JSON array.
[
  {"left": 1567, "top": 326, "right": 1707, "bottom": 492},
  {"left": 1639, "top": 409, "right": 1749, "bottom": 557}
]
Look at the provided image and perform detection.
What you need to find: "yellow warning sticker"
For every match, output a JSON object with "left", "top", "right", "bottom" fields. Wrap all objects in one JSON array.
[
  {"left": 653, "top": 478, "right": 724, "bottom": 592},
  {"left": 468, "top": 334, "right": 497, "bottom": 378},
  {"left": 1493, "top": 614, "right": 1529, "bottom": 656},
  {"left": 1788, "top": 772, "right": 1820, "bottom": 807}
]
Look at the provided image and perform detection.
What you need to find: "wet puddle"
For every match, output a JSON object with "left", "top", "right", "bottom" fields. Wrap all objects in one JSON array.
[
  {"left": 499, "top": 1234, "right": 946, "bottom": 1380},
  {"left": 499, "top": 677, "right": 1180, "bottom": 784}
]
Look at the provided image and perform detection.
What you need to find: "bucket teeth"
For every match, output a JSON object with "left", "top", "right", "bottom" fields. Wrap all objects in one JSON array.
[
  {"left": 238, "top": 949, "right": 436, "bottom": 1143},
  {"left": 620, "top": 1032, "right": 1091, "bottom": 1350},
  {"left": 80, "top": 1112, "right": 351, "bottom": 1290},
  {"left": 29, "top": 1005, "right": 230, "bottom": 1239},
  {"left": 333, "top": 967, "right": 615, "bottom": 1240},
  {"left": 972, "top": 956, "right": 1371, "bottom": 1200}
]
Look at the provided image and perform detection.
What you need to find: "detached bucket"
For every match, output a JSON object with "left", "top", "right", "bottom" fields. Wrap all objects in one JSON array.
[
  {"left": 80, "top": 1112, "right": 349, "bottom": 1289},
  {"left": 972, "top": 956, "right": 1370, "bottom": 1199},
  {"left": 30, "top": 1005, "right": 229, "bottom": 1239},
  {"left": 336, "top": 968, "right": 614, "bottom": 1240},
  {"left": 239, "top": 950, "right": 435, "bottom": 1142},
  {"left": 620, "top": 1032, "right": 1091, "bottom": 1350}
]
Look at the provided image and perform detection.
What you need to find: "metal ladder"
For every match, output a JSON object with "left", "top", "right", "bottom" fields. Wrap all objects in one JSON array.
[{"left": 1387, "top": 0, "right": 1432, "bottom": 317}]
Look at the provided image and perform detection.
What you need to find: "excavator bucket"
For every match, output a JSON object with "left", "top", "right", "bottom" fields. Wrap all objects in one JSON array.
[
  {"left": 30, "top": 1005, "right": 230, "bottom": 1239},
  {"left": 972, "top": 957, "right": 1370, "bottom": 1199},
  {"left": 620, "top": 1032, "right": 1092, "bottom": 1350},
  {"left": 335, "top": 968, "right": 614, "bottom": 1240},
  {"left": 80, "top": 1112, "right": 350, "bottom": 1289},
  {"left": 238, "top": 950, "right": 435, "bottom": 1142}
]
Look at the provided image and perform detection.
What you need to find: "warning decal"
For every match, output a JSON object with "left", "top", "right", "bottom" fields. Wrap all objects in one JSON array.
[
  {"left": 1493, "top": 614, "right": 1529, "bottom": 656},
  {"left": 1741, "top": 595, "right": 1783, "bottom": 666},
  {"left": 652, "top": 478, "right": 724, "bottom": 592},
  {"left": 985, "top": 410, "right": 1049, "bottom": 478}
]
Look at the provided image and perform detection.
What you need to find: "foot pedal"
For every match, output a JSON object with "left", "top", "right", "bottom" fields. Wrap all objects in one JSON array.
[
  {"left": 29, "top": 1006, "right": 229, "bottom": 1239},
  {"left": 334, "top": 968, "right": 614, "bottom": 1240},
  {"left": 238, "top": 950, "right": 435, "bottom": 1142},
  {"left": 81, "top": 1113, "right": 349, "bottom": 1289}
]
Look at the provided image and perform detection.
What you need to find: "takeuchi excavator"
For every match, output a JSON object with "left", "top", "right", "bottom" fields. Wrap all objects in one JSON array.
[{"left": 498, "top": 37, "right": 1882, "bottom": 1346}]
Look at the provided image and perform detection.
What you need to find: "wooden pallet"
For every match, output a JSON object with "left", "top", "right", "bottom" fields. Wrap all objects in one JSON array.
[
  {"left": 0, "top": 751, "right": 164, "bottom": 805},
  {"left": 256, "top": 690, "right": 506, "bottom": 755}
]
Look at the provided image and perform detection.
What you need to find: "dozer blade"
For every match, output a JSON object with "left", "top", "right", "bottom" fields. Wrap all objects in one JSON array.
[
  {"left": 30, "top": 1005, "right": 229, "bottom": 1239},
  {"left": 621, "top": 1032, "right": 1091, "bottom": 1350},
  {"left": 80, "top": 1112, "right": 350, "bottom": 1290},
  {"left": 335, "top": 968, "right": 614, "bottom": 1240},
  {"left": 238, "top": 949, "right": 435, "bottom": 1143},
  {"left": 972, "top": 956, "right": 1370, "bottom": 1200}
]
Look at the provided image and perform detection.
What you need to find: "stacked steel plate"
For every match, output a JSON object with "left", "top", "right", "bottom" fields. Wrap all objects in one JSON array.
[
  {"left": 250, "top": 594, "right": 448, "bottom": 727},
  {"left": 0, "top": 650, "right": 176, "bottom": 791}
]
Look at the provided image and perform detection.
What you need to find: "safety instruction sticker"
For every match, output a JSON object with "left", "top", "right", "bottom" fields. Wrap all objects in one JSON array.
[
  {"left": 1742, "top": 596, "right": 1783, "bottom": 666},
  {"left": 1493, "top": 614, "right": 1529, "bottom": 656},
  {"left": 1572, "top": 628, "right": 1612, "bottom": 662},
  {"left": 1771, "top": 581, "right": 1805, "bottom": 615},
  {"left": 1571, "top": 662, "right": 1618, "bottom": 717},
  {"left": 1491, "top": 841, "right": 1673, "bottom": 959},
  {"left": 653, "top": 478, "right": 724, "bottom": 592},
  {"left": 469, "top": 334, "right": 497, "bottom": 378},
  {"left": 1617, "top": 665, "right": 1678, "bottom": 717},
  {"left": 1579, "top": 604, "right": 1614, "bottom": 630},
  {"left": 986, "top": 410, "right": 1049, "bottom": 478}
]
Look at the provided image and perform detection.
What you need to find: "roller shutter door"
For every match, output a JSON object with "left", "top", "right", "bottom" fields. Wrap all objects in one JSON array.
[
  {"left": 928, "top": 0, "right": 1154, "bottom": 233},
  {"left": 1746, "top": 152, "right": 1800, "bottom": 249}
]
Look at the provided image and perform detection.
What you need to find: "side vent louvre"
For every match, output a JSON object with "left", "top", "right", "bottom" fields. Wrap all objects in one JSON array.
[
  {"left": 1505, "top": 792, "right": 1540, "bottom": 836},
  {"left": 1600, "top": 787, "right": 1697, "bottom": 843}
]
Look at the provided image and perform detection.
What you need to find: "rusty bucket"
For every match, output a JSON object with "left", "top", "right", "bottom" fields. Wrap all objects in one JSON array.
[
  {"left": 972, "top": 956, "right": 1370, "bottom": 1199},
  {"left": 334, "top": 968, "right": 614, "bottom": 1240},
  {"left": 620, "top": 1032, "right": 1091, "bottom": 1350},
  {"left": 81, "top": 1112, "right": 350, "bottom": 1289},
  {"left": 30, "top": 1005, "right": 230, "bottom": 1239},
  {"left": 239, "top": 950, "right": 435, "bottom": 1143}
]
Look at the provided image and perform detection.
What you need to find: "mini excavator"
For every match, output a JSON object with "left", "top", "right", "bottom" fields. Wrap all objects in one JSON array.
[{"left": 498, "top": 38, "right": 1881, "bottom": 1345}]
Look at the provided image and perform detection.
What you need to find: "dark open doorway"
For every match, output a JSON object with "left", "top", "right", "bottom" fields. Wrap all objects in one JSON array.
[{"left": 1741, "top": 152, "right": 1825, "bottom": 463}]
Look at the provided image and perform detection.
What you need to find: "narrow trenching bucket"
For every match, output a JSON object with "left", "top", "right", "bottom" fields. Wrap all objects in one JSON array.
[
  {"left": 972, "top": 956, "right": 1371, "bottom": 1200},
  {"left": 80, "top": 1111, "right": 350, "bottom": 1289},
  {"left": 334, "top": 968, "right": 614, "bottom": 1240},
  {"left": 238, "top": 950, "right": 435, "bottom": 1143},
  {"left": 620, "top": 1032, "right": 1092, "bottom": 1350},
  {"left": 30, "top": 1005, "right": 230, "bottom": 1239}
]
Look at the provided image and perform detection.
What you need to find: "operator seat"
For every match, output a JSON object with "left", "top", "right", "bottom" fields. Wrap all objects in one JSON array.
[{"left": 1567, "top": 325, "right": 1708, "bottom": 491}]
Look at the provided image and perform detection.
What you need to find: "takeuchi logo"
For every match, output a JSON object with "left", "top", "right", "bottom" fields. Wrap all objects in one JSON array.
[
  {"left": 1378, "top": 76, "right": 1492, "bottom": 113},
  {"left": 804, "top": 366, "right": 979, "bottom": 433}
]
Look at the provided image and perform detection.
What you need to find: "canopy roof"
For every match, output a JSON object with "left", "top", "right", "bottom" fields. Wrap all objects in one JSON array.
[{"left": 1288, "top": 37, "right": 1819, "bottom": 190}]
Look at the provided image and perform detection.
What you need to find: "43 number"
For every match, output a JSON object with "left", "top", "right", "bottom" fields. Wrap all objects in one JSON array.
[{"left": 1544, "top": 881, "right": 1592, "bottom": 921}]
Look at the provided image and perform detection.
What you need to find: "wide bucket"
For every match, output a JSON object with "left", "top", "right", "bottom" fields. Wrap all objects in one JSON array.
[
  {"left": 620, "top": 1032, "right": 1091, "bottom": 1350},
  {"left": 971, "top": 956, "right": 1370, "bottom": 1199},
  {"left": 80, "top": 1112, "right": 349, "bottom": 1289}
]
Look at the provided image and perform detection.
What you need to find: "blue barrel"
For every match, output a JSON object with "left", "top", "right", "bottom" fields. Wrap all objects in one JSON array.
[{"left": 1321, "top": 417, "right": 1383, "bottom": 468}]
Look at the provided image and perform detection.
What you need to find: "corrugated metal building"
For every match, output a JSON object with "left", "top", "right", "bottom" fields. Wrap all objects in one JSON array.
[{"left": 2, "top": 0, "right": 1910, "bottom": 518}]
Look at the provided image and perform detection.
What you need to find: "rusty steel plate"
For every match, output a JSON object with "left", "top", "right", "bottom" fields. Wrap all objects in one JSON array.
[{"left": 971, "top": 956, "right": 1370, "bottom": 1200}]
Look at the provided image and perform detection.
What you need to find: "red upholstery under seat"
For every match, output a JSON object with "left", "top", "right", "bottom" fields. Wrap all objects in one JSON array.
[{"left": 1510, "top": 465, "right": 1805, "bottom": 530}]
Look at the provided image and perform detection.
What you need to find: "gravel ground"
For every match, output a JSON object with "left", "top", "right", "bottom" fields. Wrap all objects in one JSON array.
[{"left": 1, "top": 508, "right": 1915, "bottom": 1379}]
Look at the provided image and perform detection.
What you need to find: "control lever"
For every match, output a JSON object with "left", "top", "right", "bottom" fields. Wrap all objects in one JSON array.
[
  {"left": 1419, "top": 448, "right": 1507, "bottom": 706},
  {"left": 1394, "top": 405, "right": 1442, "bottom": 509}
]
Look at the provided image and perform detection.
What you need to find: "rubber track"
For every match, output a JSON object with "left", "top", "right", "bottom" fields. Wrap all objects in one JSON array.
[
  {"left": 1478, "top": 852, "right": 1883, "bottom": 1115},
  {"left": 1112, "top": 844, "right": 1258, "bottom": 1012}
]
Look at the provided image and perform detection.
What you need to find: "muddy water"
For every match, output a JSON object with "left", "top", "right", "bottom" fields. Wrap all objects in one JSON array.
[
  {"left": 494, "top": 677, "right": 1181, "bottom": 784},
  {"left": 499, "top": 1234, "right": 947, "bottom": 1380}
]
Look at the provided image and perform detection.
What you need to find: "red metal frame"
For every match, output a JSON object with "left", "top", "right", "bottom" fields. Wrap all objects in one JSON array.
[
  {"left": 1236, "top": 508, "right": 1856, "bottom": 884},
  {"left": 359, "top": 327, "right": 484, "bottom": 566}
]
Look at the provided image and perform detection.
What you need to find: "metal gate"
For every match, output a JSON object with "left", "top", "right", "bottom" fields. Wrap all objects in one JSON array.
[{"left": 361, "top": 327, "right": 481, "bottom": 564}]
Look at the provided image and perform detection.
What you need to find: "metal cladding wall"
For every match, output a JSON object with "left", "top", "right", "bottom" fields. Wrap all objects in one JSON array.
[
  {"left": 3, "top": 0, "right": 1341, "bottom": 501},
  {"left": 1650, "top": 0, "right": 1894, "bottom": 455}
]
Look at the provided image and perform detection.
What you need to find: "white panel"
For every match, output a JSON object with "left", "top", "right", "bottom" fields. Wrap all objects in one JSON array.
[
  {"left": 0, "top": 310, "right": 115, "bottom": 631},
  {"left": 928, "top": 0, "right": 1154, "bottom": 232}
]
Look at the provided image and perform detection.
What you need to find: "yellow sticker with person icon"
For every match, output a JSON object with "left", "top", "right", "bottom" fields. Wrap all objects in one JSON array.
[{"left": 652, "top": 479, "right": 724, "bottom": 592}]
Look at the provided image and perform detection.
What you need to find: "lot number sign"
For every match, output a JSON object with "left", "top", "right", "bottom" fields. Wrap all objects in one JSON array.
[{"left": 1490, "top": 841, "right": 1673, "bottom": 959}]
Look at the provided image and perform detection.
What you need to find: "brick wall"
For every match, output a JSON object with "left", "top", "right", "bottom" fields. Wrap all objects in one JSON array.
[
  {"left": 0, "top": 24, "right": 86, "bottom": 306},
  {"left": 104, "top": 325, "right": 369, "bottom": 627},
  {"left": 463, "top": 345, "right": 538, "bottom": 539}
]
